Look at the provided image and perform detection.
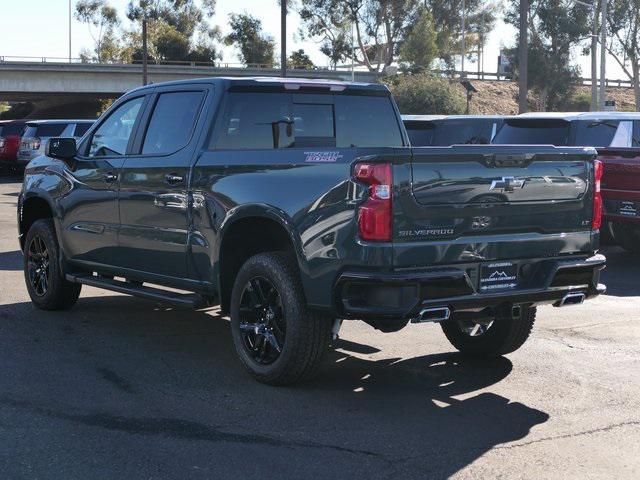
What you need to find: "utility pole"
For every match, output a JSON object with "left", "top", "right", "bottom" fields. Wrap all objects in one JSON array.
[
  {"left": 591, "top": 3, "right": 598, "bottom": 111},
  {"left": 599, "top": 0, "right": 607, "bottom": 110},
  {"left": 69, "top": 0, "right": 72, "bottom": 62},
  {"left": 351, "top": 17, "right": 355, "bottom": 81},
  {"left": 142, "top": 17, "right": 148, "bottom": 86},
  {"left": 576, "top": 0, "right": 599, "bottom": 110},
  {"left": 518, "top": 0, "right": 529, "bottom": 113},
  {"left": 461, "top": 0, "right": 466, "bottom": 76},
  {"left": 281, "top": 0, "right": 287, "bottom": 77}
]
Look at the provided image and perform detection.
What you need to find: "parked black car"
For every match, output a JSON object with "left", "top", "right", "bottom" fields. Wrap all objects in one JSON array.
[{"left": 18, "top": 78, "right": 605, "bottom": 384}]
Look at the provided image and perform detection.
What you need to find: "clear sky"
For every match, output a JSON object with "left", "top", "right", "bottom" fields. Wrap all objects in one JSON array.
[{"left": 0, "top": 0, "right": 623, "bottom": 79}]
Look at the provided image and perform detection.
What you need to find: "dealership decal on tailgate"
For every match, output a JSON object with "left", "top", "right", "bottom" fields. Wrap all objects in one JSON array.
[
  {"left": 619, "top": 201, "right": 638, "bottom": 217},
  {"left": 480, "top": 262, "right": 518, "bottom": 292}
]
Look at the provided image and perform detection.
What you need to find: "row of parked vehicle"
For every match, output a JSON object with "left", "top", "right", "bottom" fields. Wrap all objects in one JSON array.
[
  {"left": 0, "top": 119, "right": 94, "bottom": 172},
  {"left": 402, "top": 112, "right": 640, "bottom": 254}
]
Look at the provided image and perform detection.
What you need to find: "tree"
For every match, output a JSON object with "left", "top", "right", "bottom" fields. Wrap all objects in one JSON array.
[
  {"left": 423, "top": 0, "right": 498, "bottom": 68},
  {"left": 399, "top": 9, "right": 438, "bottom": 71},
  {"left": 124, "top": 0, "right": 221, "bottom": 63},
  {"left": 74, "top": 0, "right": 121, "bottom": 62},
  {"left": 505, "top": 0, "right": 591, "bottom": 111},
  {"left": 289, "top": 49, "right": 315, "bottom": 69},
  {"left": 225, "top": 13, "right": 276, "bottom": 67},
  {"left": 298, "top": 0, "right": 421, "bottom": 72},
  {"left": 608, "top": 0, "right": 640, "bottom": 109}
]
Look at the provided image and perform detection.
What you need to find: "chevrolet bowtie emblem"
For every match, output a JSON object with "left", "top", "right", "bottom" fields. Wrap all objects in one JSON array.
[{"left": 489, "top": 176, "right": 525, "bottom": 192}]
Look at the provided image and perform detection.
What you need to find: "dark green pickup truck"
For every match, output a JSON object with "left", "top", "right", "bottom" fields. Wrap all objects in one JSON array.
[{"left": 18, "top": 77, "right": 605, "bottom": 384}]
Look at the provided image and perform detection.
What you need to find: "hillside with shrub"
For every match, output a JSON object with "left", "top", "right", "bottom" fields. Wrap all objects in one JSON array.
[{"left": 385, "top": 74, "right": 638, "bottom": 116}]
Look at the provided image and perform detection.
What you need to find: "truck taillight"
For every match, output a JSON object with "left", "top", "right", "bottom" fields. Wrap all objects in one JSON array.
[
  {"left": 354, "top": 162, "right": 392, "bottom": 242},
  {"left": 592, "top": 159, "right": 603, "bottom": 230}
]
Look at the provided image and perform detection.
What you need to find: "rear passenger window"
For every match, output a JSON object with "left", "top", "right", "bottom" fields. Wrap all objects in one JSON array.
[
  {"left": 213, "top": 92, "right": 403, "bottom": 150},
  {"left": 142, "top": 91, "right": 204, "bottom": 155}
]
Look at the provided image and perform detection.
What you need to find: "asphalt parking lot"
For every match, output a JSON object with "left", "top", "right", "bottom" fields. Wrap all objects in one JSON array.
[{"left": 0, "top": 176, "right": 639, "bottom": 480}]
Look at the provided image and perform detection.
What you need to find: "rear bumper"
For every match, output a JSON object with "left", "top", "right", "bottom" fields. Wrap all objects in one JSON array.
[{"left": 335, "top": 254, "right": 606, "bottom": 320}]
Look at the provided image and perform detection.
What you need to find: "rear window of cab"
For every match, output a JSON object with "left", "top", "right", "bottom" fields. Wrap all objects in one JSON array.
[{"left": 212, "top": 92, "right": 404, "bottom": 150}]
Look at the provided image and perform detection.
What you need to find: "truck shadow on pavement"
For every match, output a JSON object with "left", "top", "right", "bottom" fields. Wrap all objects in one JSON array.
[
  {"left": 0, "top": 250, "right": 22, "bottom": 271},
  {"left": 600, "top": 246, "right": 640, "bottom": 297},
  {"left": 0, "top": 294, "right": 549, "bottom": 479}
]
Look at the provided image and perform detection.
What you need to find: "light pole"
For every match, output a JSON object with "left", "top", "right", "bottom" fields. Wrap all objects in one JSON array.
[
  {"left": 575, "top": 0, "right": 598, "bottom": 111},
  {"left": 69, "top": 0, "right": 72, "bottom": 62},
  {"left": 518, "top": 0, "right": 528, "bottom": 113},
  {"left": 599, "top": 0, "right": 607, "bottom": 110},
  {"left": 461, "top": 0, "right": 466, "bottom": 76},
  {"left": 281, "top": 0, "right": 287, "bottom": 77}
]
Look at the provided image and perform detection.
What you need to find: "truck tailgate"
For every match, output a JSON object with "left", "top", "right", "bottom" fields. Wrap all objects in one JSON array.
[
  {"left": 393, "top": 145, "right": 598, "bottom": 268},
  {"left": 599, "top": 147, "right": 640, "bottom": 220}
]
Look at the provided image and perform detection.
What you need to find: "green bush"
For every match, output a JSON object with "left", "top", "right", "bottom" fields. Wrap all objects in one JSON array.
[
  {"left": 559, "top": 89, "right": 591, "bottom": 111},
  {"left": 383, "top": 74, "right": 466, "bottom": 115}
]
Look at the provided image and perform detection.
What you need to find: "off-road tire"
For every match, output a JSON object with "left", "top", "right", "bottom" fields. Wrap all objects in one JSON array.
[
  {"left": 441, "top": 306, "right": 537, "bottom": 357},
  {"left": 230, "top": 252, "right": 332, "bottom": 385},
  {"left": 23, "top": 218, "right": 81, "bottom": 310}
]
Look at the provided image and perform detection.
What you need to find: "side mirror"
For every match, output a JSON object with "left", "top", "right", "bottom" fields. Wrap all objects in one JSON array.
[{"left": 45, "top": 137, "right": 77, "bottom": 160}]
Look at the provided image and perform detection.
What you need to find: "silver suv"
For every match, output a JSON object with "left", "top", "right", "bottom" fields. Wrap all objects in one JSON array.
[{"left": 18, "top": 120, "right": 94, "bottom": 165}]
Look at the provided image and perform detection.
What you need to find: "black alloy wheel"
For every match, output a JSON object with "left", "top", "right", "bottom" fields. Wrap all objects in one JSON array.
[
  {"left": 27, "top": 234, "right": 50, "bottom": 297},
  {"left": 238, "top": 276, "right": 286, "bottom": 365}
]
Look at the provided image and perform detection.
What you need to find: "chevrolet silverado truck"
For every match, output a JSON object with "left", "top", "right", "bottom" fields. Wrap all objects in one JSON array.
[
  {"left": 599, "top": 147, "right": 640, "bottom": 253},
  {"left": 492, "top": 112, "right": 640, "bottom": 253},
  {"left": 18, "top": 78, "right": 605, "bottom": 385}
]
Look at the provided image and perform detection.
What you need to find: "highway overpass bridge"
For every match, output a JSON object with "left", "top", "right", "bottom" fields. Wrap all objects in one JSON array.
[{"left": 0, "top": 60, "right": 378, "bottom": 117}]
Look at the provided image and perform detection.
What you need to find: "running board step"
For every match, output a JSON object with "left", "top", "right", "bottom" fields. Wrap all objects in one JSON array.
[{"left": 66, "top": 274, "right": 208, "bottom": 309}]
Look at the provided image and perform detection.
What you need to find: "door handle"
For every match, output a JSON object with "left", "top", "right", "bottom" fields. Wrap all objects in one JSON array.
[
  {"left": 104, "top": 172, "right": 117, "bottom": 183},
  {"left": 165, "top": 173, "right": 184, "bottom": 185}
]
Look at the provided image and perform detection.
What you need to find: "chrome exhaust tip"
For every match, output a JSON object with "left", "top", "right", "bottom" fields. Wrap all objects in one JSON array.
[
  {"left": 412, "top": 306, "right": 451, "bottom": 323},
  {"left": 555, "top": 292, "right": 586, "bottom": 307}
]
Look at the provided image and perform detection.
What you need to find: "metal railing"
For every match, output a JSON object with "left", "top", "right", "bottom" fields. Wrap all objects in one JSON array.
[
  {"left": 0, "top": 55, "right": 331, "bottom": 71},
  {"left": 0, "top": 55, "right": 635, "bottom": 87}
]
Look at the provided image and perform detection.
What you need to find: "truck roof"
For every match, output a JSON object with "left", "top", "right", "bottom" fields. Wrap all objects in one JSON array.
[
  {"left": 402, "top": 114, "right": 503, "bottom": 122},
  {"left": 510, "top": 111, "right": 640, "bottom": 122},
  {"left": 127, "top": 76, "right": 389, "bottom": 95},
  {"left": 24, "top": 119, "right": 94, "bottom": 125}
]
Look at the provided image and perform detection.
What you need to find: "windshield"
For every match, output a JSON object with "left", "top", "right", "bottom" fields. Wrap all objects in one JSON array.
[
  {"left": 432, "top": 119, "right": 497, "bottom": 146},
  {"left": 493, "top": 120, "right": 570, "bottom": 145}
]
